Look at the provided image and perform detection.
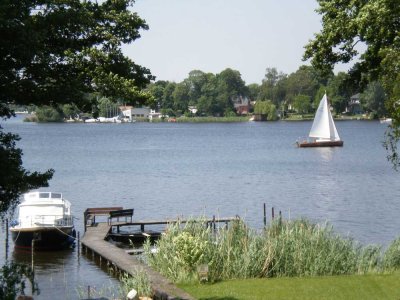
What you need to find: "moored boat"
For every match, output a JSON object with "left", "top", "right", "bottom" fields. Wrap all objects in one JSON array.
[
  {"left": 297, "top": 93, "right": 343, "bottom": 148},
  {"left": 10, "top": 192, "right": 76, "bottom": 250}
]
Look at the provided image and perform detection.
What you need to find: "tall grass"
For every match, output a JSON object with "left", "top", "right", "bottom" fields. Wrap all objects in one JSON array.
[{"left": 144, "top": 218, "right": 400, "bottom": 284}]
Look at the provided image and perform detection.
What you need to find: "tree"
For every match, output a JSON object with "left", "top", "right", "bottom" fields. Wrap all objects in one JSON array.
[
  {"left": 254, "top": 101, "right": 277, "bottom": 121},
  {"left": 293, "top": 95, "right": 312, "bottom": 115},
  {"left": 304, "top": 0, "right": 400, "bottom": 168},
  {"left": 0, "top": 0, "right": 153, "bottom": 215},
  {"left": 172, "top": 82, "right": 190, "bottom": 114},
  {"left": 259, "top": 68, "right": 287, "bottom": 106},
  {"left": 360, "top": 81, "right": 387, "bottom": 118},
  {"left": 326, "top": 72, "right": 353, "bottom": 114},
  {"left": 285, "top": 66, "right": 320, "bottom": 105}
]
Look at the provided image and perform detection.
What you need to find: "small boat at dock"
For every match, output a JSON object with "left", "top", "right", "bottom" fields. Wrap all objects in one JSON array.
[
  {"left": 10, "top": 192, "right": 76, "bottom": 250},
  {"left": 297, "top": 93, "right": 343, "bottom": 147}
]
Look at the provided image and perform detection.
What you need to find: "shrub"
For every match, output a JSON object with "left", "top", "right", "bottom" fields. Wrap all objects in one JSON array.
[
  {"left": 35, "top": 106, "right": 63, "bottom": 122},
  {"left": 144, "top": 218, "right": 390, "bottom": 284},
  {"left": 383, "top": 238, "right": 400, "bottom": 270}
]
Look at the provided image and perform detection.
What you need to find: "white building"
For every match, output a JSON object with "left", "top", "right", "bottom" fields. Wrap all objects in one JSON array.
[
  {"left": 120, "top": 106, "right": 151, "bottom": 121},
  {"left": 149, "top": 109, "right": 163, "bottom": 121}
]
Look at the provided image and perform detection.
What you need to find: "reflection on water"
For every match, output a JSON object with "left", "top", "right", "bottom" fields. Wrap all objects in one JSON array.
[
  {"left": 12, "top": 248, "right": 74, "bottom": 272},
  {"left": 314, "top": 147, "right": 335, "bottom": 162},
  {"left": 0, "top": 234, "right": 120, "bottom": 300}
]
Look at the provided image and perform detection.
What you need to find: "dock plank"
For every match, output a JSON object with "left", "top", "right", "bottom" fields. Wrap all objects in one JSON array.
[{"left": 81, "top": 222, "right": 194, "bottom": 300}]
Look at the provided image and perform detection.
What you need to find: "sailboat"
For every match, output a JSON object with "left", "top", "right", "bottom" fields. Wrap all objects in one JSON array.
[{"left": 296, "top": 93, "right": 343, "bottom": 147}]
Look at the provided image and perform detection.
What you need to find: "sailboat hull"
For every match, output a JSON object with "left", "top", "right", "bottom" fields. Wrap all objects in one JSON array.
[{"left": 297, "top": 140, "right": 344, "bottom": 148}]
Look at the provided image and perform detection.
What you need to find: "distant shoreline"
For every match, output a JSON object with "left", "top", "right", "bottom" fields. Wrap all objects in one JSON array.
[{"left": 21, "top": 114, "right": 374, "bottom": 123}]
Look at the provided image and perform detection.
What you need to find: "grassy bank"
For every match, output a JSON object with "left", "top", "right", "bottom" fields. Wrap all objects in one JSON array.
[{"left": 179, "top": 273, "right": 400, "bottom": 300}]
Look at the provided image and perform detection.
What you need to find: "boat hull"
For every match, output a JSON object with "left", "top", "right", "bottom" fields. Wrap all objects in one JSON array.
[
  {"left": 297, "top": 140, "right": 344, "bottom": 148},
  {"left": 10, "top": 227, "right": 75, "bottom": 250}
]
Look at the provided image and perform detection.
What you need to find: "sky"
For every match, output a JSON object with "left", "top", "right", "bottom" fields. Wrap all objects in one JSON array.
[{"left": 124, "top": 0, "right": 347, "bottom": 85}]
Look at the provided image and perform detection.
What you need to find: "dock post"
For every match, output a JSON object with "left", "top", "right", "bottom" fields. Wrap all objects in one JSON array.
[
  {"left": 272, "top": 207, "right": 275, "bottom": 220},
  {"left": 213, "top": 215, "right": 216, "bottom": 234},
  {"left": 263, "top": 204, "right": 266, "bottom": 227},
  {"left": 77, "top": 231, "right": 80, "bottom": 256},
  {"left": 5, "top": 218, "right": 9, "bottom": 261},
  {"left": 279, "top": 211, "right": 282, "bottom": 226},
  {"left": 31, "top": 239, "right": 35, "bottom": 270}
]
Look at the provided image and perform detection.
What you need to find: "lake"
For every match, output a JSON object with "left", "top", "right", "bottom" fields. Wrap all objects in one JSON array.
[{"left": 1, "top": 116, "right": 399, "bottom": 299}]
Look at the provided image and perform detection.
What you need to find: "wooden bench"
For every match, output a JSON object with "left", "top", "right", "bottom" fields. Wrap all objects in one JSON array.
[
  {"left": 84, "top": 207, "right": 123, "bottom": 231},
  {"left": 108, "top": 209, "right": 134, "bottom": 225}
]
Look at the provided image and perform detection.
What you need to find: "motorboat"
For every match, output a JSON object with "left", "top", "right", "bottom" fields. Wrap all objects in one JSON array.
[{"left": 10, "top": 192, "right": 76, "bottom": 250}]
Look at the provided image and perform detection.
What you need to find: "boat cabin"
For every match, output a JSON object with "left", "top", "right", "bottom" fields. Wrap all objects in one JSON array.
[{"left": 16, "top": 192, "right": 73, "bottom": 229}]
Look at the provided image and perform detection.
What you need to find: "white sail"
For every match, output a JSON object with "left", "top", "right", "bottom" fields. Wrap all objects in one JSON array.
[{"left": 308, "top": 93, "right": 341, "bottom": 141}]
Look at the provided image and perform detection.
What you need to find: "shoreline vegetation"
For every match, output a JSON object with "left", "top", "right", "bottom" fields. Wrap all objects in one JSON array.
[
  {"left": 139, "top": 218, "right": 400, "bottom": 299},
  {"left": 21, "top": 113, "right": 372, "bottom": 123}
]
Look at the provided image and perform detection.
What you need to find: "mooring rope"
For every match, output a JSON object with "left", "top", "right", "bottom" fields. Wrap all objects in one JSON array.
[{"left": 53, "top": 225, "right": 77, "bottom": 240}]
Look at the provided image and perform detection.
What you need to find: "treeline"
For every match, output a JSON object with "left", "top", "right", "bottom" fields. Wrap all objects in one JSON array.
[
  {"left": 145, "top": 65, "right": 388, "bottom": 119},
  {"left": 26, "top": 65, "right": 388, "bottom": 122}
]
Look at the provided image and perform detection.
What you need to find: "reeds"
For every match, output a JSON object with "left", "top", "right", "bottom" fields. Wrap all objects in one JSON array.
[{"left": 144, "top": 218, "right": 400, "bottom": 283}]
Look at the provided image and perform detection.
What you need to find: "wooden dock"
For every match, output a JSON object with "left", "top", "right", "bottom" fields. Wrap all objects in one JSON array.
[
  {"left": 81, "top": 207, "right": 239, "bottom": 299},
  {"left": 81, "top": 222, "right": 194, "bottom": 300}
]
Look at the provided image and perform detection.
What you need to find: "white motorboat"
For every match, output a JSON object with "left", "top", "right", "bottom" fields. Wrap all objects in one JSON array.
[{"left": 10, "top": 192, "right": 76, "bottom": 250}]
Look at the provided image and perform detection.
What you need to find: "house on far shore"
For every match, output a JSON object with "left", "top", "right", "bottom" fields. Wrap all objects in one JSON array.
[
  {"left": 120, "top": 106, "right": 150, "bottom": 121},
  {"left": 345, "top": 93, "right": 363, "bottom": 114},
  {"left": 188, "top": 106, "right": 198, "bottom": 115},
  {"left": 149, "top": 109, "right": 162, "bottom": 121},
  {"left": 232, "top": 96, "right": 250, "bottom": 115}
]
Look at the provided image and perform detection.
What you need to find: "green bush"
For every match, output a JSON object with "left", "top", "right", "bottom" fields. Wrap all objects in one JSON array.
[
  {"left": 383, "top": 238, "right": 400, "bottom": 270},
  {"left": 35, "top": 106, "right": 63, "bottom": 122}
]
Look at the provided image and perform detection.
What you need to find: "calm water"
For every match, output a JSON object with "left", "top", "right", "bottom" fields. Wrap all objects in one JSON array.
[{"left": 1, "top": 116, "right": 400, "bottom": 298}]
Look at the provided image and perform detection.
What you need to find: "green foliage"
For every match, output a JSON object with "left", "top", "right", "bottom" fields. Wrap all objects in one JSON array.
[
  {"left": 360, "top": 81, "right": 387, "bottom": 117},
  {"left": 62, "top": 103, "right": 80, "bottom": 119},
  {"left": 0, "top": 262, "right": 38, "bottom": 300},
  {"left": 293, "top": 95, "right": 312, "bottom": 115},
  {"left": 145, "top": 218, "right": 391, "bottom": 284},
  {"left": 254, "top": 101, "right": 277, "bottom": 121},
  {"left": 259, "top": 67, "right": 287, "bottom": 106},
  {"left": 35, "top": 106, "right": 64, "bottom": 122},
  {"left": 383, "top": 238, "right": 400, "bottom": 270},
  {"left": 173, "top": 232, "right": 208, "bottom": 272},
  {"left": 120, "top": 270, "right": 153, "bottom": 298},
  {"left": 0, "top": 0, "right": 153, "bottom": 108},
  {"left": 98, "top": 97, "right": 120, "bottom": 118},
  {"left": 0, "top": 129, "right": 53, "bottom": 217}
]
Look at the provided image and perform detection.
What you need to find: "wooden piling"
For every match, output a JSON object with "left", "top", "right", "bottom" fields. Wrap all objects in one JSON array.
[
  {"left": 263, "top": 203, "right": 266, "bottom": 227},
  {"left": 5, "top": 218, "right": 9, "bottom": 261},
  {"left": 31, "top": 239, "right": 35, "bottom": 270},
  {"left": 272, "top": 207, "right": 275, "bottom": 220}
]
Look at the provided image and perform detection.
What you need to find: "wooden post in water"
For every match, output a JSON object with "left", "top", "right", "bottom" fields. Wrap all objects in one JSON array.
[
  {"left": 213, "top": 215, "right": 216, "bottom": 234},
  {"left": 77, "top": 231, "right": 80, "bottom": 256},
  {"left": 5, "top": 218, "right": 9, "bottom": 261},
  {"left": 271, "top": 207, "right": 275, "bottom": 220},
  {"left": 263, "top": 204, "right": 266, "bottom": 227},
  {"left": 31, "top": 239, "right": 35, "bottom": 270}
]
